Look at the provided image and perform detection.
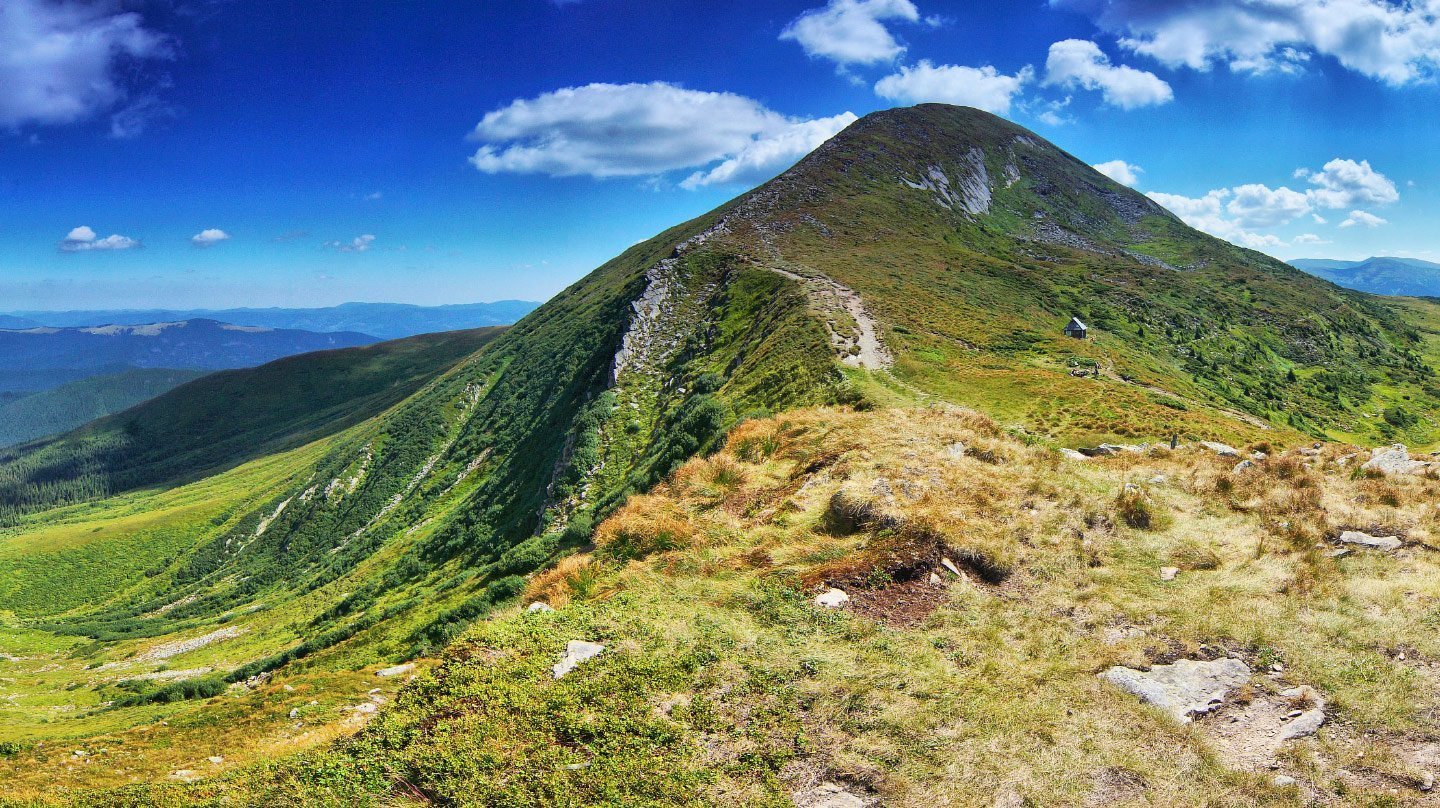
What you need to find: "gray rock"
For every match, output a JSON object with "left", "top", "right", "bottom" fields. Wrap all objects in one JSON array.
[
  {"left": 1099, "top": 657, "right": 1252, "bottom": 723},
  {"left": 815, "top": 588, "right": 850, "bottom": 609},
  {"left": 1280, "top": 709, "right": 1325, "bottom": 740},
  {"left": 1338, "top": 530, "right": 1403, "bottom": 552},
  {"left": 376, "top": 662, "right": 415, "bottom": 678},
  {"left": 1273, "top": 775, "right": 1297, "bottom": 787},
  {"left": 526, "top": 601, "right": 556, "bottom": 613},
  {"left": 1159, "top": 566, "right": 1179, "bottom": 581},
  {"left": 1233, "top": 460, "right": 1255, "bottom": 473},
  {"left": 553, "top": 640, "right": 606, "bottom": 679},
  {"left": 1200, "top": 441, "right": 1241, "bottom": 458},
  {"left": 794, "top": 782, "right": 865, "bottom": 808},
  {"left": 1060, "top": 448, "right": 1090, "bottom": 461},
  {"left": 1363, "top": 445, "right": 1431, "bottom": 476}
]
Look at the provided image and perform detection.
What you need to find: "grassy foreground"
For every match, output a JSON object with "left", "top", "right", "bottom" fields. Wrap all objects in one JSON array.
[{"left": 18, "top": 405, "right": 1440, "bottom": 806}]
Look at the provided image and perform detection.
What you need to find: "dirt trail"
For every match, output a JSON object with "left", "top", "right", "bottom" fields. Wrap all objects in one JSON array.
[{"left": 769, "top": 267, "right": 892, "bottom": 370}]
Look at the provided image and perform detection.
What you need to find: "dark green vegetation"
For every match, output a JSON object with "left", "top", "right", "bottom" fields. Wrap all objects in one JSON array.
[
  {"left": 0, "top": 328, "right": 502, "bottom": 521},
  {"left": 5, "top": 104, "right": 1440, "bottom": 800},
  {"left": 0, "top": 369, "right": 206, "bottom": 449},
  {"left": 1291, "top": 256, "right": 1440, "bottom": 298}
]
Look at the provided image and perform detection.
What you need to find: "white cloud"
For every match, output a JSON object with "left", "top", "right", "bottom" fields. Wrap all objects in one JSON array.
[
  {"left": 873, "top": 61, "right": 1034, "bottom": 113},
  {"left": 1092, "top": 159, "right": 1142, "bottom": 186},
  {"left": 780, "top": 0, "right": 921, "bottom": 67},
  {"left": 1051, "top": 0, "right": 1440, "bottom": 85},
  {"left": 58, "top": 225, "right": 138, "bottom": 252},
  {"left": 191, "top": 228, "right": 231, "bottom": 247},
  {"left": 1339, "top": 210, "right": 1387, "bottom": 228},
  {"left": 364, "top": 191, "right": 383, "bottom": 201},
  {"left": 1146, "top": 189, "right": 1284, "bottom": 250},
  {"left": 682, "top": 112, "right": 857, "bottom": 188},
  {"left": 325, "top": 234, "right": 376, "bottom": 253},
  {"left": 470, "top": 82, "right": 854, "bottom": 187},
  {"left": 1298, "top": 158, "right": 1399, "bottom": 209},
  {"left": 1292, "top": 233, "right": 1329, "bottom": 244},
  {"left": 1044, "top": 39, "right": 1173, "bottom": 109},
  {"left": 1226, "top": 183, "right": 1312, "bottom": 227},
  {"left": 1, "top": 0, "right": 171, "bottom": 131}
]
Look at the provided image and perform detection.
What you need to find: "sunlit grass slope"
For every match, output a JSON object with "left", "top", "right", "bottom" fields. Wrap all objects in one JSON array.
[{"left": 41, "top": 406, "right": 1440, "bottom": 806}]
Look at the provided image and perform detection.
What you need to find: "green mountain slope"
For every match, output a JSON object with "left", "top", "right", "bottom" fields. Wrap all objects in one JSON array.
[
  {"left": 0, "top": 369, "right": 207, "bottom": 449},
  {"left": 5, "top": 104, "right": 1440, "bottom": 797},
  {"left": 0, "top": 328, "right": 503, "bottom": 521}
]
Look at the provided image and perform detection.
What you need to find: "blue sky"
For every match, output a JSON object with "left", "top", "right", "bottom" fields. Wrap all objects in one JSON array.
[{"left": 2, "top": 0, "right": 1439, "bottom": 309}]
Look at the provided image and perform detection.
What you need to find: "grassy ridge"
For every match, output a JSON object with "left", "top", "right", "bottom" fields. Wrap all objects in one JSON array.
[
  {"left": 0, "top": 328, "right": 503, "bottom": 521},
  {"left": 0, "top": 369, "right": 206, "bottom": 449}
]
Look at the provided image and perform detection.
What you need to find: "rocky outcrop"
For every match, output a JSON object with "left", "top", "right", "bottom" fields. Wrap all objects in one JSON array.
[
  {"left": 1100, "top": 658, "right": 1251, "bottom": 723},
  {"left": 1363, "top": 445, "right": 1431, "bottom": 476}
]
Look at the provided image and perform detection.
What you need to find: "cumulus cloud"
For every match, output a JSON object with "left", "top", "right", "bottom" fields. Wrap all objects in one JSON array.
[
  {"left": 191, "top": 228, "right": 230, "bottom": 247},
  {"left": 1226, "top": 183, "right": 1312, "bottom": 227},
  {"left": 1298, "top": 158, "right": 1399, "bottom": 209},
  {"left": 1340, "top": 210, "right": 1387, "bottom": 228},
  {"left": 1292, "top": 233, "right": 1329, "bottom": 244},
  {"left": 873, "top": 61, "right": 1035, "bottom": 113},
  {"left": 1092, "top": 159, "right": 1142, "bottom": 186},
  {"left": 1044, "top": 39, "right": 1174, "bottom": 108},
  {"left": 58, "top": 225, "right": 139, "bottom": 252},
  {"left": 1051, "top": 0, "right": 1440, "bottom": 85},
  {"left": 1, "top": 0, "right": 172, "bottom": 131},
  {"left": 780, "top": 0, "right": 922, "bottom": 67},
  {"left": 682, "top": 112, "right": 857, "bottom": 188},
  {"left": 325, "top": 234, "right": 376, "bottom": 253},
  {"left": 470, "top": 82, "right": 854, "bottom": 187}
]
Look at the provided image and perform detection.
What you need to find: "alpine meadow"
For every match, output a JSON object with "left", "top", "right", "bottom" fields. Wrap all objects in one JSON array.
[{"left": 6, "top": 2, "right": 1440, "bottom": 806}]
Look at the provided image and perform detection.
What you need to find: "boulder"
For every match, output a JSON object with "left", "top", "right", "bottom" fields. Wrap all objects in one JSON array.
[
  {"left": 1099, "top": 657, "right": 1251, "bottom": 723},
  {"left": 1280, "top": 709, "right": 1325, "bottom": 740},
  {"left": 1274, "top": 775, "right": 1297, "bottom": 787},
  {"left": 526, "top": 601, "right": 556, "bottom": 613},
  {"left": 1159, "top": 567, "right": 1179, "bottom": 581},
  {"left": 1200, "top": 441, "right": 1241, "bottom": 458},
  {"left": 1338, "top": 530, "right": 1403, "bottom": 552},
  {"left": 1233, "top": 460, "right": 1255, "bottom": 473},
  {"left": 794, "top": 782, "right": 865, "bottom": 808},
  {"left": 1363, "top": 445, "right": 1431, "bottom": 476},
  {"left": 1060, "top": 448, "right": 1090, "bottom": 461},
  {"left": 552, "top": 640, "right": 606, "bottom": 679},
  {"left": 815, "top": 588, "right": 850, "bottom": 609},
  {"left": 1278, "top": 685, "right": 1326, "bottom": 740},
  {"left": 376, "top": 662, "right": 415, "bottom": 678}
]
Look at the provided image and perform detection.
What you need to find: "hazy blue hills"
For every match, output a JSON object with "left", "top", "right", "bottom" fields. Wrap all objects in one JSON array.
[
  {"left": 0, "top": 319, "right": 377, "bottom": 393},
  {"left": 4, "top": 300, "right": 540, "bottom": 340},
  {"left": 1290, "top": 256, "right": 1440, "bottom": 297}
]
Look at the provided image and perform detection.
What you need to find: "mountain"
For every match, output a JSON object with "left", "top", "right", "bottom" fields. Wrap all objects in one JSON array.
[
  {"left": 0, "top": 318, "right": 378, "bottom": 394},
  {"left": 0, "top": 327, "right": 503, "bottom": 519},
  {"left": 5, "top": 104, "right": 1440, "bottom": 800},
  {"left": 6, "top": 300, "right": 540, "bottom": 340},
  {"left": 0, "top": 314, "right": 37, "bottom": 329},
  {"left": 1290, "top": 255, "right": 1440, "bottom": 297},
  {"left": 0, "top": 368, "right": 207, "bottom": 449}
]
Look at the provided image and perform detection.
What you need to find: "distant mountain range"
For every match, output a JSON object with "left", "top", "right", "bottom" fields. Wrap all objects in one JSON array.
[
  {"left": 0, "top": 318, "right": 377, "bottom": 394},
  {"left": 1289, "top": 256, "right": 1440, "bottom": 297},
  {"left": 3, "top": 300, "right": 540, "bottom": 340}
]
